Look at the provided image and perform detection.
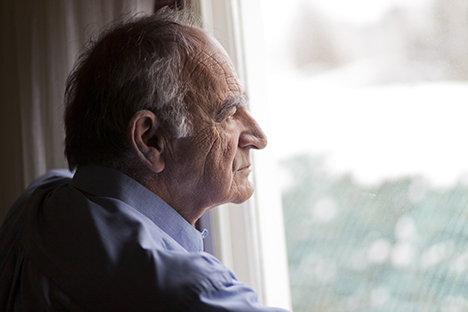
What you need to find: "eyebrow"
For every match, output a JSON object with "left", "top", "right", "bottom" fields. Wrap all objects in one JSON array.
[{"left": 215, "top": 95, "right": 248, "bottom": 120}]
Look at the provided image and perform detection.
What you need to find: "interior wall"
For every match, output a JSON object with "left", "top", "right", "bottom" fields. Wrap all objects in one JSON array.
[{"left": 0, "top": 0, "right": 154, "bottom": 223}]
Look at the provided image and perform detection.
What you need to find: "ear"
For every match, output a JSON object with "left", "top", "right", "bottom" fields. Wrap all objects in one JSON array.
[{"left": 128, "top": 110, "right": 165, "bottom": 173}]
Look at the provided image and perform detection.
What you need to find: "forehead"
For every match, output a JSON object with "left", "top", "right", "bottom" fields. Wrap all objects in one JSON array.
[{"left": 184, "top": 28, "right": 243, "bottom": 116}]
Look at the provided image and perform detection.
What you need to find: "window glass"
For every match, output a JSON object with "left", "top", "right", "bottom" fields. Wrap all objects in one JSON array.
[{"left": 259, "top": 0, "right": 468, "bottom": 311}]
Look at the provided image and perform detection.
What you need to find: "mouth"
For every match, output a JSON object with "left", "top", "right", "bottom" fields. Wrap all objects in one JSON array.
[{"left": 238, "top": 164, "right": 251, "bottom": 171}]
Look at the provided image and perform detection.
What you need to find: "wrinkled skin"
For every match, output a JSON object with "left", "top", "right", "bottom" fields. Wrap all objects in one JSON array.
[{"left": 150, "top": 29, "right": 267, "bottom": 225}]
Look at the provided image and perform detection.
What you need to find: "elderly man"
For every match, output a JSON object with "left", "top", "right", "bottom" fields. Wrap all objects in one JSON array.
[{"left": 0, "top": 9, "right": 290, "bottom": 312}]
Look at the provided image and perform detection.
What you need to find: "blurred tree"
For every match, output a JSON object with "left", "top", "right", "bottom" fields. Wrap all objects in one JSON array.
[
  {"left": 281, "top": 154, "right": 468, "bottom": 312},
  {"left": 289, "top": 3, "right": 344, "bottom": 72},
  {"left": 431, "top": 0, "right": 468, "bottom": 80}
]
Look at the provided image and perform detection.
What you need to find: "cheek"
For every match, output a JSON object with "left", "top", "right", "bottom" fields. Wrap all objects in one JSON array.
[
  {"left": 204, "top": 128, "right": 254, "bottom": 204},
  {"left": 169, "top": 129, "right": 215, "bottom": 180},
  {"left": 216, "top": 130, "right": 239, "bottom": 169},
  {"left": 201, "top": 130, "right": 240, "bottom": 196}
]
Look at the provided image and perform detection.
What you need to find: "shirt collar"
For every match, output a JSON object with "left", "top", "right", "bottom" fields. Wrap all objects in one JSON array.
[{"left": 70, "top": 165, "right": 205, "bottom": 253}]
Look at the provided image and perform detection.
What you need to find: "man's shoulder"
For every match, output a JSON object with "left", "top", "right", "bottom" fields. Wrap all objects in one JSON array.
[
  {"left": 0, "top": 169, "right": 74, "bottom": 241},
  {"left": 29, "top": 169, "right": 74, "bottom": 190},
  {"left": 13, "top": 169, "right": 74, "bottom": 206}
]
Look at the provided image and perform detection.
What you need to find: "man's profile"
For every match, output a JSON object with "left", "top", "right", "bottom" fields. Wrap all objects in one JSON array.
[{"left": 0, "top": 8, "right": 289, "bottom": 312}]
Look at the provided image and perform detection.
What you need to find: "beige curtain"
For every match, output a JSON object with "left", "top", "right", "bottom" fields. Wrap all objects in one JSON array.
[{"left": 0, "top": 0, "right": 154, "bottom": 223}]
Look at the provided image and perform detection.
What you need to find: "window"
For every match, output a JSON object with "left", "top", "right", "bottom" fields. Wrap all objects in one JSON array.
[{"left": 238, "top": 0, "right": 468, "bottom": 311}]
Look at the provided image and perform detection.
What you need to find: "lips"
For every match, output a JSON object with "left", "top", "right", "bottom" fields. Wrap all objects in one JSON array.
[{"left": 238, "top": 164, "right": 251, "bottom": 171}]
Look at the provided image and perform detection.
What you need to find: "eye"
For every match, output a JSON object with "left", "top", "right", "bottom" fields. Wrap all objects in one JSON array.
[{"left": 226, "top": 108, "right": 238, "bottom": 121}]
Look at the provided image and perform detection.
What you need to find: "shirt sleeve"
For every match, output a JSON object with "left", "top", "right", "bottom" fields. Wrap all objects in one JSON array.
[
  {"left": 162, "top": 252, "right": 291, "bottom": 312},
  {"left": 194, "top": 278, "right": 291, "bottom": 312}
]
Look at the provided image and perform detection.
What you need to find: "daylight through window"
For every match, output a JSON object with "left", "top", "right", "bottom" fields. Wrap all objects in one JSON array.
[{"left": 251, "top": 0, "right": 468, "bottom": 311}]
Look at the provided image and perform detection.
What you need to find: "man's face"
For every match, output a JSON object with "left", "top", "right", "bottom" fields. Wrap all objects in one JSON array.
[{"left": 163, "top": 30, "right": 267, "bottom": 215}]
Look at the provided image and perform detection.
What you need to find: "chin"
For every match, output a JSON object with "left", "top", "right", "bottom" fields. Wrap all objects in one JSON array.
[{"left": 230, "top": 183, "right": 254, "bottom": 204}]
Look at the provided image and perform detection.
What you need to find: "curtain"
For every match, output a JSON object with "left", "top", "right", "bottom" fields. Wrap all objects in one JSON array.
[{"left": 0, "top": 0, "right": 154, "bottom": 223}]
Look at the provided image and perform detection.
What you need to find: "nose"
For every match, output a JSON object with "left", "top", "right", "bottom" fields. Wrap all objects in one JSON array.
[{"left": 238, "top": 111, "right": 268, "bottom": 150}]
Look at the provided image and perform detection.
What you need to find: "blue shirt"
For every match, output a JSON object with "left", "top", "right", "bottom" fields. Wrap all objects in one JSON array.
[{"left": 0, "top": 166, "right": 290, "bottom": 311}]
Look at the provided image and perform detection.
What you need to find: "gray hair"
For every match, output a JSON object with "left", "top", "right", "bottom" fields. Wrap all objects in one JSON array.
[{"left": 64, "top": 8, "right": 200, "bottom": 171}]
